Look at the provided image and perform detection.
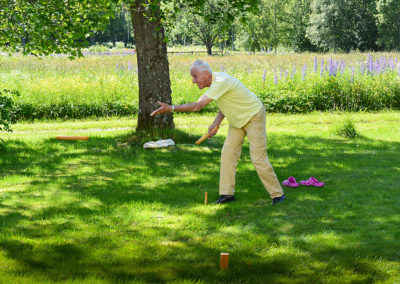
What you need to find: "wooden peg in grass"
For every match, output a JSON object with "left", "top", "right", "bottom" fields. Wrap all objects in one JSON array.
[{"left": 220, "top": 253, "right": 229, "bottom": 269}]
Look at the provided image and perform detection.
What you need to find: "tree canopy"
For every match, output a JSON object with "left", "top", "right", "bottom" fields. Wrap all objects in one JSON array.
[{"left": 0, "top": 0, "right": 114, "bottom": 58}]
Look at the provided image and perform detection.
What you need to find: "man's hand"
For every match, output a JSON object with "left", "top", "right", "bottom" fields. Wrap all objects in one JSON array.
[
  {"left": 150, "top": 101, "right": 173, "bottom": 116},
  {"left": 208, "top": 123, "right": 219, "bottom": 137}
]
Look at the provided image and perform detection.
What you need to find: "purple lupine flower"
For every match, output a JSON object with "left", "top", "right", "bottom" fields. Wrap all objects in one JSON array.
[
  {"left": 302, "top": 64, "right": 307, "bottom": 81},
  {"left": 380, "top": 56, "right": 387, "bottom": 72},
  {"left": 320, "top": 58, "right": 324, "bottom": 76},
  {"left": 280, "top": 68, "right": 283, "bottom": 81},
  {"left": 377, "top": 58, "right": 382, "bottom": 74},
  {"left": 330, "top": 59, "right": 339, "bottom": 76},
  {"left": 221, "top": 65, "right": 225, "bottom": 72},
  {"left": 361, "top": 62, "right": 365, "bottom": 75},
  {"left": 291, "top": 65, "right": 296, "bottom": 80},
  {"left": 314, "top": 56, "right": 318, "bottom": 73},
  {"left": 128, "top": 61, "right": 132, "bottom": 71},
  {"left": 284, "top": 69, "right": 288, "bottom": 81},
  {"left": 335, "top": 60, "right": 340, "bottom": 76},
  {"left": 367, "top": 54, "right": 373, "bottom": 75},
  {"left": 332, "top": 60, "right": 336, "bottom": 76},
  {"left": 351, "top": 66, "right": 354, "bottom": 83},
  {"left": 274, "top": 72, "right": 278, "bottom": 85},
  {"left": 115, "top": 63, "right": 119, "bottom": 72},
  {"left": 374, "top": 58, "right": 381, "bottom": 75},
  {"left": 389, "top": 58, "right": 394, "bottom": 70},
  {"left": 262, "top": 68, "right": 266, "bottom": 88},
  {"left": 398, "top": 65, "right": 400, "bottom": 77},
  {"left": 340, "top": 61, "right": 346, "bottom": 73}
]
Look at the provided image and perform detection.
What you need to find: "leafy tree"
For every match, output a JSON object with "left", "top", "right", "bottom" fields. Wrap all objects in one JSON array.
[
  {"left": 166, "top": 16, "right": 194, "bottom": 46},
  {"left": 168, "top": 0, "right": 259, "bottom": 55},
  {"left": 235, "top": 1, "right": 273, "bottom": 52},
  {"left": 187, "top": 0, "right": 239, "bottom": 55},
  {"left": 128, "top": 1, "right": 175, "bottom": 130},
  {"left": 0, "top": 89, "right": 19, "bottom": 132},
  {"left": 376, "top": 0, "right": 400, "bottom": 51},
  {"left": 235, "top": 0, "right": 291, "bottom": 53},
  {"left": 354, "top": 0, "right": 378, "bottom": 51},
  {"left": 0, "top": 0, "right": 113, "bottom": 58},
  {"left": 287, "top": 0, "right": 318, "bottom": 52},
  {"left": 269, "top": 0, "right": 292, "bottom": 53},
  {"left": 306, "top": 0, "right": 378, "bottom": 52},
  {"left": 92, "top": 6, "right": 135, "bottom": 47},
  {"left": 1, "top": 0, "right": 259, "bottom": 132}
]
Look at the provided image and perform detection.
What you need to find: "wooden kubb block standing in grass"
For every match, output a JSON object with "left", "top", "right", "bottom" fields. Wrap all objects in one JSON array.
[{"left": 220, "top": 253, "right": 229, "bottom": 269}]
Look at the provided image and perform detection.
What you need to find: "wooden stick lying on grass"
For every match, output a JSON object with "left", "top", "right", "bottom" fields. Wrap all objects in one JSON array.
[
  {"left": 56, "top": 136, "right": 89, "bottom": 141},
  {"left": 195, "top": 126, "right": 219, "bottom": 145}
]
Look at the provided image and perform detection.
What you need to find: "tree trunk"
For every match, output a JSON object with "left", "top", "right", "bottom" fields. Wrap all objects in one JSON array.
[
  {"left": 130, "top": 1, "right": 174, "bottom": 131},
  {"left": 122, "top": 8, "right": 128, "bottom": 48},
  {"left": 206, "top": 42, "right": 212, "bottom": 55},
  {"left": 231, "top": 29, "right": 235, "bottom": 51}
]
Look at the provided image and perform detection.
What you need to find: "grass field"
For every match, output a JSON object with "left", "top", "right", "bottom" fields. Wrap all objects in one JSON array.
[
  {"left": 1, "top": 112, "right": 400, "bottom": 283},
  {"left": 1, "top": 51, "right": 399, "bottom": 109}
]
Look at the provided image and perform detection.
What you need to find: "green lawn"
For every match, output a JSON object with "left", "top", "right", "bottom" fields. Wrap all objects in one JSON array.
[{"left": 1, "top": 112, "right": 400, "bottom": 283}]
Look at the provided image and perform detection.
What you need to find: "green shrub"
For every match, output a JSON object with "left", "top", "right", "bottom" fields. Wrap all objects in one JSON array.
[
  {"left": 0, "top": 89, "right": 19, "bottom": 131},
  {"left": 13, "top": 101, "right": 138, "bottom": 121},
  {"left": 260, "top": 74, "right": 400, "bottom": 114},
  {"left": 336, "top": 118, "right": 358, "bottom": 138}
]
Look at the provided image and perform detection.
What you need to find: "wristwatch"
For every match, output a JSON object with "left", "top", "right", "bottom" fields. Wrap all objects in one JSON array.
[{"left": 171, "top": 105, "right": 175, "bottom": 112}]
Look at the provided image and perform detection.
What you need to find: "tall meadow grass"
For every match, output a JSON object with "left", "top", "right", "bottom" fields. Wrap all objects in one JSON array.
[{"left": 1, "top": 51, "right": 399, "bottom": 120}]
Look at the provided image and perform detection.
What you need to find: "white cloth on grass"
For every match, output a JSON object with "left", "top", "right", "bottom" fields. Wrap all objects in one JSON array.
[{"left": 143, "top": 139, "right": 175, "bottom": 149}]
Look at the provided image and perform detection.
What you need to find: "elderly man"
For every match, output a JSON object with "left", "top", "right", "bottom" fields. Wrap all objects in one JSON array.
[{"left": 151, "top": 60, "right": 285, "bottom": 204}]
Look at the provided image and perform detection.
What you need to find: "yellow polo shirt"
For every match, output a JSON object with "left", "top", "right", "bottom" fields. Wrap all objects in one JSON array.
[{"left": 204, "top": 72, "right": 263, "bottom": 128}]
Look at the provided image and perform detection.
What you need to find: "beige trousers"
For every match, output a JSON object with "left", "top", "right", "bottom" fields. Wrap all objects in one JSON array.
[{"left": 219, "top": 107, "right": 284, "bottom": 199}]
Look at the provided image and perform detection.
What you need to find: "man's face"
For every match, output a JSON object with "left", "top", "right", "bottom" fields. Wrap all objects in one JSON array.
[{"left": 190, "top": 68, "right": 212, "bottom": 89}]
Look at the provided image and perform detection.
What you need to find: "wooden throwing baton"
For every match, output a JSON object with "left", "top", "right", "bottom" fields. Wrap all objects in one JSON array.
[
  {"left": 195, "top": 126, "right": 219, "bottom": 145},
  {"left": 56, "top": 136, "right": 89, "bottom": 141}
]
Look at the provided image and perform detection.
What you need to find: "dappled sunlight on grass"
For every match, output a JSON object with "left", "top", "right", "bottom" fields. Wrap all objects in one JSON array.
[{"left": 0, "top": 113, "right": 399, "bottom": 282}]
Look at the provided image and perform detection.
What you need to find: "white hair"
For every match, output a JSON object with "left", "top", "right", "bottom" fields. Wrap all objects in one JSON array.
[{"left": 190, "top": 60, "right": 212, "bottom": 74}]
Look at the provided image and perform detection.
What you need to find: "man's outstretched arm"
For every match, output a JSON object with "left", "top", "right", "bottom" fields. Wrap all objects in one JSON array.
[{"left": 150, "top": 95, "right": 213, "bottom": 116}]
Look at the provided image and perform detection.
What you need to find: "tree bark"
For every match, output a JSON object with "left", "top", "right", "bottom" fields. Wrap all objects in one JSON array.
[
  {"left": 206, "top": 43, "right": 212, "bottom": 55},
  {"left": 130, "top": 1, "right": 174, "bottom": 131}
]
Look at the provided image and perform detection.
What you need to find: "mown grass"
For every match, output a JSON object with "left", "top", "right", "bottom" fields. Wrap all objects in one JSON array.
[{"left": 1, "top": 112, "right": 400, "bottom": 283}]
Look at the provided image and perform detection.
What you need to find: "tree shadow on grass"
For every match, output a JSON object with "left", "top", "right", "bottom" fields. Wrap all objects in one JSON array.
[{"left": 0, "top": 131, "right": 399, "bottom": 282}]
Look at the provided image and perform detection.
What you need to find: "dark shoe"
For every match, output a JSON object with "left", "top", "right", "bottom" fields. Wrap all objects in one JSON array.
[
  {"left": 213, "top": 195, "right": 236, "bottom": 204},
  {"left": 272, "top": 194, "right": 285, "bottom": 204}
]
